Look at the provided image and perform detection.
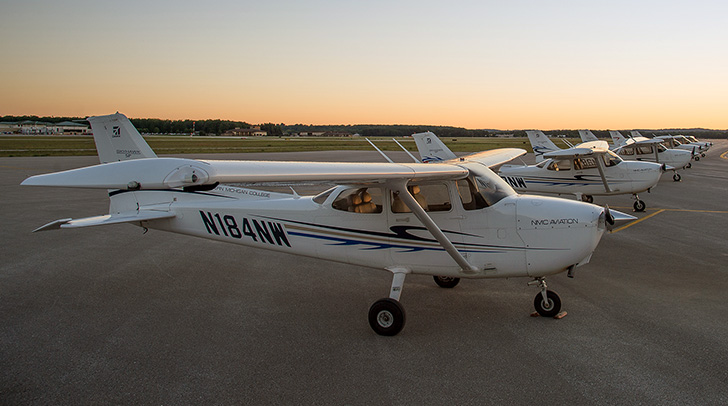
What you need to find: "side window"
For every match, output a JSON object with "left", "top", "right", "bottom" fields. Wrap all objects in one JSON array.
[
  {"left": 391, "top": 183, "right": 451, "bottom": 213},
  {"left": 621, "top": 147, "right": 634, "bottom": 156},
  {"left": 574, "top": 157, "right": 598, "bottom": 170},
  {"left": 638, "top": 146, "right": 653, "bottom": 155},
  {"left": 457, "top": 177, "right": 488, "bottom": 210},
  {"left": 547, "top": 159, "right": 571, "bottom": 171},
  {"left": 332, "top": 187, "right": 383, "bottom": 213}
]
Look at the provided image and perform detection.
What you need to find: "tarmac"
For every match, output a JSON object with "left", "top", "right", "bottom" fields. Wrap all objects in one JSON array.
[{"left": 2, "top": 141, "right": 727, "bottom": 405}]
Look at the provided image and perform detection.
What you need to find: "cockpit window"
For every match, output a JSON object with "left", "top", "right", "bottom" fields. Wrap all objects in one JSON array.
[
  {"left": 603, "top": 150, "right": 622, "bottom": 167},
  {"left": 332, "top": 187, "right": 383, "bottom": 213},
  {"left": 391, "top": 183, "right": 451, "bottom": 213},
  {"left": 457, "top": 177, "right": 488, "bottom": 210}
]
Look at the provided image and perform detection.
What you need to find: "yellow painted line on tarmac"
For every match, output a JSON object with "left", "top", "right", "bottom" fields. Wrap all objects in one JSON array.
[
  {"left": 610, "top": 209, "right": 666, "bottom": 233},
  {"left": 720, "top": 149, "right": 728, "bottom": 160}
]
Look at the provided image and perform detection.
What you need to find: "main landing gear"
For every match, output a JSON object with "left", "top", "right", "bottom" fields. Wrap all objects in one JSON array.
[
  {"left": 529, "top": 277, "right": 561, "bottom": 317},
  {"left": 368, "top": 272, "right": 463, "bottom": 336},
  {"left": 368, "top": 270, "right": 408, "bottom": 336}
]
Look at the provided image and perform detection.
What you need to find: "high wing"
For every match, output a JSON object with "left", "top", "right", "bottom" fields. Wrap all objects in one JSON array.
[
  {"left": 543, "top": 141, "right": 613, "bottom": 193},
  {"left": 542, "top": 141, "right": 609, "bottom": 159},
  {"left": 21, "top": 158, "right": 469, "bottom": 190}
]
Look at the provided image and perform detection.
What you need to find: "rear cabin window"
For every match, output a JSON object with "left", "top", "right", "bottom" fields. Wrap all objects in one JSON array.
[
  {"left": 547, "top": 159, "right": 571, "bottom": 171},
  {"left": 620, "top": 147, "right": 635, "bottom": 155},
  {"left": 332, "top": 187, "right": 383, "bottom": 213},
  {"left": 391, "top": 183, "right": 451, "bottom": 213}
]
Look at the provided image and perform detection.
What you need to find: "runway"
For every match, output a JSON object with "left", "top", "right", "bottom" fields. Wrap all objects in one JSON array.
[{"left": 2, "top": 141, "right": 727, "bottom": 404}]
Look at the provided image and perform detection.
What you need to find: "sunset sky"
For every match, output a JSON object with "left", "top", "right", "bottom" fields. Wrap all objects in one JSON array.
[{"left": 2, "top": 0, "right": 727, "bottom": 129}]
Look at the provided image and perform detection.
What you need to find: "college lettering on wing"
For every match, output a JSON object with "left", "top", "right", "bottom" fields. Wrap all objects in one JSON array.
[{"left": 199, "top": 211, "right": 290, "bottom": 247}]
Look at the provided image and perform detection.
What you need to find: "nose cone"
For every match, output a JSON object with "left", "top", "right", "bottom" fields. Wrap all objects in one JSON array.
[{"left": 516, "top": 195, "right": 605, "bottom": 277}]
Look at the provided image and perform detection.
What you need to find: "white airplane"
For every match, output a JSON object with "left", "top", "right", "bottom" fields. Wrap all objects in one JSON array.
[
  {"left": 494, "top": 130, "right": 665, "bottom": 211},
  {"left": 649, "top": 133, "right": 709, "bottom": 159},
  {"left": 21, "top": 114, "right": 636, "bottom": 336},
  {"left": 580, "top": 130, "right": 692, "bottom": 181}
]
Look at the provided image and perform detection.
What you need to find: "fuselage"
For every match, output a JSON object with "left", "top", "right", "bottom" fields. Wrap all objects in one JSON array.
[
  {"left": 122, "top": 166, "right": 607, "bottom": 280},
  {"left": 612, "top": 143, "right": 692, "bottom": 169},
  {"left": 498, "top": 153, "right": 662, "bottom": 196}
]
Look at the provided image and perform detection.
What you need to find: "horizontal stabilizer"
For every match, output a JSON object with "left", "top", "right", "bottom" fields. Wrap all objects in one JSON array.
[{"left": 33, "top": 210, "right": 176, "bottom": 232}]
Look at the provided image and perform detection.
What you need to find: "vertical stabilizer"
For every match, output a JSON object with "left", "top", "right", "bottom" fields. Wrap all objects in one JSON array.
[
  {"left": 412, "top": 131, "right": 457, "bottom": 162},
  {"left": 609, "top": 131, "right": 628, "bottom": 146},
  {"left": 578, "top": 129, "right": 599, "bottom": 143},
  {"left": 87, "top": 113, "right": 157, "bottom": 164},
  {"left": 526, "top": 130, "right": 560, "bottom": 160}
]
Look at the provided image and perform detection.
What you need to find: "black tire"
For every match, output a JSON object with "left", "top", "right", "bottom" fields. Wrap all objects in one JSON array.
[
  {"left": 534, "top": 290, "right": 561, "bottom": 317},
  {"left": 368, "top": 298, "right": 406, "bottom": 336},
  {"left": 433, "top": 275, "right": 460, "bottom": 288},
  {"left": 701, "top": 153, "right": 706, "bottom": 157},
  {"left": 633, "top": 200, "right": 646, "bottom": 212},
  {"left": 673, "top": 173, "right": 681, "bottom": 182},
  {"left": 694, "top": 156, "right": 700, "bottom": 161},
  {"left": 686, "top": 163, "right": 692, "bottom": 169}
]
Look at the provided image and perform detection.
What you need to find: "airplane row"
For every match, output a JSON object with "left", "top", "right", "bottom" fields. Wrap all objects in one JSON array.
[
  {"left": 22, "top": 113, "right": 708, "bottom": 336},
  {"left": 414, "top": 129, "right": 712, "bottom": 213}
]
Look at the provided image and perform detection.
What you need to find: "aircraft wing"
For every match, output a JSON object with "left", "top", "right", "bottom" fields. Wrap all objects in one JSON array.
[
  {"left": 22, "top": 158, "right": 469, "bottom": 190},
  {"left": 458, "top": 148, "right": 527, "bottom": 169},
  {"left": 543, "top": 141, "right": 609, "bottom": 158}
]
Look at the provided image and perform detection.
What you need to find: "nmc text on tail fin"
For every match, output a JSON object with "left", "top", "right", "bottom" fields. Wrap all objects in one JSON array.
[{"left": 87, "top": 113, "right": 157, "bottom": 164}]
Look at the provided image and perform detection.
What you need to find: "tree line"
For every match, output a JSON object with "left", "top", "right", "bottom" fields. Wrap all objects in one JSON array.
[{"left": 2, "top": 115, "right": 725, "bottom": 138}]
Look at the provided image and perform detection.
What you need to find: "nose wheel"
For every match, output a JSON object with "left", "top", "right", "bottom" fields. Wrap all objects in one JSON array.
[
  {"left": 632, "top": 194, "right": 646, "bottom": 212},
  {"left": 530, "top": 277, "right": 562, "bottom": 317},
  {"left": 672, "top": 173, "right": 681, "bottom": 181}
]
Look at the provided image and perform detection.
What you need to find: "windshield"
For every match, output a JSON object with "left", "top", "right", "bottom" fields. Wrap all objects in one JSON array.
[{"left": 462, "top": 163, "right": 516, "bottom": 205}]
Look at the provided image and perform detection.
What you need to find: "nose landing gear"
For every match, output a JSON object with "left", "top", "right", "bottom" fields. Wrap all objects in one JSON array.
[
  {"left": 632, "top": 194, "right": 646, "bottom": 212},
  {"left": 529, "top": 277, "right": 562, "bottom": 317}
]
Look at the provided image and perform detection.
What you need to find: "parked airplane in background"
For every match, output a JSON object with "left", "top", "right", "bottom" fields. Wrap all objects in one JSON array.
[
  {"left": 22, "top": 115, "right": 634, "bottom": 336},
  {"left": 649, "top": 133, "right": 709, "bottom": 159},
  {"left": 579, "top": 130, "right": 691, "bottom": 181},
  {"left": 503, "top": 130, "right": 666, "bottom": 211}
]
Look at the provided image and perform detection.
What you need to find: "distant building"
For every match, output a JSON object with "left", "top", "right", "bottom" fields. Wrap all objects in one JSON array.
[
  {"left": 224, "top": 127, "right": 267, "bottom": 136},
  {"left": 16, "top": 120, "right": 90, "bottom": 135},
  {"left": 495, "top": 133, "right": 514, "bottom": 138},
  {"left": 0, "top": 122, "right": 21, "bottom": 134}
]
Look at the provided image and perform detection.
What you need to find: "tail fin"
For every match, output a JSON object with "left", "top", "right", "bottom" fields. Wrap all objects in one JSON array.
[
  {"left": 609, "top": 131, "right": 628, "bottom": 146},
  {"left": 525, "top": 130, "right": 560, "bottom": 160},
  {"left": 578, "top": 129, "right": 599, "bottom": 143},
  {"left": 87, "top": 113, "right": 157, "bottom": 164},
  {"left": 630, "top": 130, "right": 643, "bottom": 138},
  {"left": 412, "top": 131, "right": 457, "bottom": 162}
]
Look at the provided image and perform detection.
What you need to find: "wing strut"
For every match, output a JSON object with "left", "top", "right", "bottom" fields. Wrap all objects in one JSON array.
[
  {"left": 391, "top": 181, "right": 478, "bottom": 274},
  {"left": 594, "top": 155, "right": 612, "bottom": 193}
]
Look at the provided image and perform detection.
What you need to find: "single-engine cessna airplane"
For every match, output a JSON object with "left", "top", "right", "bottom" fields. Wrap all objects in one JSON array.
[
  {"left": 579, "top": 130, "right": 691, "bottom": 181},
  {"left": 649, "top": 133, "right": 709, "bottom": 160},
  {"left": 22, "top": 114, "right": 634, "bottom": 336},
  {"left": 486, "top": 130, "right": 664, "bottom": 211}
]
